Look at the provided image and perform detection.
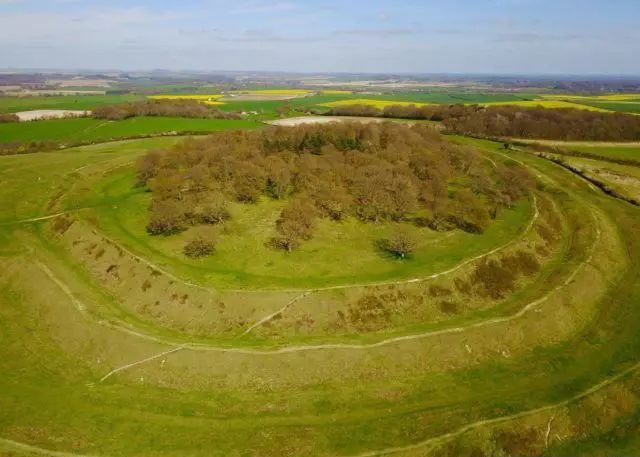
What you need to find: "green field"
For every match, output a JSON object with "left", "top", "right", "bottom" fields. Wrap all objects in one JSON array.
[
  {"left": 567, "top": 145, "right": 640, "bottom": 161},
  {"left": 570, "top": 100, "right": 640, "bottom": 114},
  {"left": 0, "top": 94, "right": 144, "bottom": 113},
  {"left": 0, "top": 116, "right": 261, "bottom": 144}
]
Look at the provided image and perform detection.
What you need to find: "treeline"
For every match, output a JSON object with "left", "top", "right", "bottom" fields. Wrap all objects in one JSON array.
[
  {"left": 444, "top": 106, "right": 640, "bottom": 141},
  {"left": 327, "top": 103, "right": 471, "bottom": 122},
  {"left": 0, "top": 140, "right": 58, "bottom": 155},
  {"left": 92, "top": 99, "right": 241, "bottom": 121},
  {"left": 327, "top": 104, "right": 640, "bottom": 141},
  {"left": 0, "top": 113, "right": 19, "bottom": 123},
  {"left": 138, "top": 122, "right": 533, "bottom": 252},
  {"left": 0, "top": 130, "right": 214, "bottom": 156}
]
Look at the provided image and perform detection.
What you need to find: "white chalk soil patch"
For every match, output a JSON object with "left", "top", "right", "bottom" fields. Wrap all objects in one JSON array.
[{"left": 15, "top": 110, "right": 90, "bottom": 121}]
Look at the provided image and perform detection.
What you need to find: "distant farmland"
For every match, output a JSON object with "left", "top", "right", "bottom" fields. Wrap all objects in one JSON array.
[{"left": 0, "top": 117, "right": 261, "bottom": 144}]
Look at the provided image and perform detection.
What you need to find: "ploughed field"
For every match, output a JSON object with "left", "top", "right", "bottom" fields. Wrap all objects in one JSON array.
[{"left": 1, "top": 122, "right": 640, "bottom": 457}]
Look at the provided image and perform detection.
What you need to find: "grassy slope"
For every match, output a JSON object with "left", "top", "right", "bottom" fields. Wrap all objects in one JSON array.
[
  {"left": 1, "top": 134, "right": 640, "bottom": 456},
  {"left": 1, "top": 138, "right": 639, "bottom": 456},
  {"left": 0, "top": 117, "right": 262, "bottom": 144},
  {"left": 0, "top": 137, "right": 184, "bottom": 222}
]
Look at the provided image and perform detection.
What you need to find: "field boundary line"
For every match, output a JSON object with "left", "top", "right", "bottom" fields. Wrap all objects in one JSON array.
[{"left": 33, "top": 208, "right": 600, "bottom": 354}]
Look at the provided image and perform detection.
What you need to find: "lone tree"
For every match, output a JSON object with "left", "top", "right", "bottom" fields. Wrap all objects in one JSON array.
[
  {"left": 184, "top": 230, "right": 217, "bottom": 258},
  {"left": 381, "top": 227, "right": 418, "bottom": 259}
]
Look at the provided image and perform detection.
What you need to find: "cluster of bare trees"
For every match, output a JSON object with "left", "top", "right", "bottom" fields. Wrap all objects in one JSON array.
[
  {"left": 443, "top": 106, "right": 640, "bottom": 141},
  {"left": 92, "top": 99, "right": 241, "bottom": 121},
  {"left": 328, "top": 103, "right": 640, "bottom": 141},
  {"left": 138, "top": 122, "right": 533, "bottom": 252},
  {"left": 327, "top": 103, "right": 471, "bottom": 122},
  {"left": 0, "top": 140, "right": 58, "bottom": 156},
  {"left": 0, "top": 113, "right": 19, "bottom": 123}
]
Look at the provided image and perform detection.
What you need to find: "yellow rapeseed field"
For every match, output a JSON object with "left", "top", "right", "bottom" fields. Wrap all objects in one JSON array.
[
  {"left": 322, "top": 98, "right": 431, "bottom": 108},
  {"left": 233, "top": 89, "right": 312, "bottom": 95},
  {"left": 482, "top": 100, "right": 611, "bottom": 112},
  {"left": 148, "top": 94, "right": 225, "bottom": 105}
]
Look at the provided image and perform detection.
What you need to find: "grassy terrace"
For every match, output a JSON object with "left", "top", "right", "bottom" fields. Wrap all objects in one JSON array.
[{"left": 1, "top": 102, "right": 640, "bottom": 456}]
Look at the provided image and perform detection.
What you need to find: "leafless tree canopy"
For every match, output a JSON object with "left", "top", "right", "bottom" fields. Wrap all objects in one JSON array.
[{"left": 138, "top": 123, "right": 533, "bottom": 249}]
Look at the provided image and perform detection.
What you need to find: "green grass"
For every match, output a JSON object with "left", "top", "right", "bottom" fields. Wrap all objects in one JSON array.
[
  {"left": 0, "top": 94, "right": 144, "bottom": 113},
  {"left": 1, "top": 134, "right": 640, "bottom": 456},
  {"left": 0, "top": 137, "right": 184, "bottom": 222},
  {"left": 563, "top": 100, "right": 640, "bottom": 114},
  {"left": 0, "top": 116, "right": 262, "bottom": 144},
  {"left": 570, "top": 145, "right": 640, "bottom": 161}
]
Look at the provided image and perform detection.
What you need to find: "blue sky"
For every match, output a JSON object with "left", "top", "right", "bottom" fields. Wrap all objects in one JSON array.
[{"left": 0, "top": 0, "right": 638, "bottom": 74}]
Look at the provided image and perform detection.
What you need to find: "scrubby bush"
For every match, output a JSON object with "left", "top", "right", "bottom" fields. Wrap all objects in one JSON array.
[
  {"left": 501, "top": 251, "right": 540, "bottom": 276},
  {"left": 146, "top": 200, "right": 185, "bottom": 235},
  {"left": 472, "top": 259, "right": 517, "bottom": 299},
  {"left": 184, "top": 232, "right": 217, "bottom": 258},
  {"left": 379, "top": 228, "right": 418, "bottom": 259},
  {"left": 0, "top": 113, "right": 19, "bottom": 123}
]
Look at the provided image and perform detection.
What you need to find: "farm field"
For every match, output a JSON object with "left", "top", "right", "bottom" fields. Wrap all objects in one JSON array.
[
  {"left": 533, "top": 150, "right": 640, "bottom": 203},
  {"left": 0, "top": 116, "right": 261, "bottom": 144},
  {"left": 2, "top": 116, "right": 640, "bottom": 457},
  {"left": 481, "top": 99, "right": 611, "bottom": 111},
  {"left": 514, "top": 139, "right": 640, "bottom": 162},
  {"left": 148, "top": 94, "right": 225, "bottom": 105},
  {"left": 321, "top": 98, "right": 432, "bottom": 108},
  {"left": 0, "top": 94, "right": 144, "bottom": 113}
]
